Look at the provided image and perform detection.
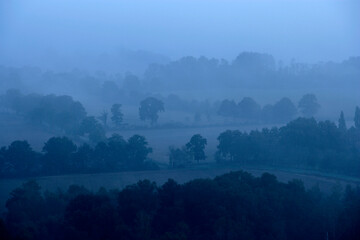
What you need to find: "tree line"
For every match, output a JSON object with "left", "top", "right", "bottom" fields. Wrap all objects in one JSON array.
[
  {"left": 0, "top": 134, "right": 156, "bottom": 178},
  {"left": 1, "top": 171, "right": 359, "bottom": 240},
  {"left": 217, "top": 94, "right": 319, "bottom": 123},
  {"left": 171, "top": 107, "right": 360, "bottom": 176},
  {"left": 1, "top": 89, "right": 324, "bottom": 133},
  {"left": 1, "top": 106, "right": 359, "bottom": 178},
  {"left": 0, "top": 90, "right": 165, "bottom": 139}
]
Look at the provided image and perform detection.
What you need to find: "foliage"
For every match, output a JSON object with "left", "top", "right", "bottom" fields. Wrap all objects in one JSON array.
[
  {"left": 2, "top": 172, "right": 360, "bottom": 240},
  {"left": 169, "top": 146, "right": 192, "bottom": 168},
  {"left": 110, "top": 104, "right": 124, "bottom": 128},
  {"left": 185, "top": 134, "right": 207, "bottom": 163},
  {"left": 216, "top": 117, "right": 360, "bottom": 175},
  {"left": 0, "top": 134, "right": 156, "bottom": 178},
  {"left": 298, "top": 94, "right": 320, "bottom": 117},
  {"left": 217, "top": 96, "right": 297, "bottom": 123},
  {"left": 1, "top": 90, "right": 86, "bottom": 133},
  {"left": 139, "top": 97, "right": 165, "bottom": 125},
  {"left": 79, "top": 116, "right": 106, "bottom": 143}
]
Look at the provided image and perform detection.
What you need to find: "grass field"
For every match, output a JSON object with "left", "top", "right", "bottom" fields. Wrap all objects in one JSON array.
[
  {"left": 1, "top": 164, "right": 359, "bottom": 214},
  {"left": 0, "top": 112, "right": 276, "bottom": 163}
]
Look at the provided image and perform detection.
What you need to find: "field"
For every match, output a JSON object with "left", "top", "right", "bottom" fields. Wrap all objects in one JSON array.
[
  {"left": 1, "top": 164, "right": 360, "bottom": 214},
  {"left": 0, "top": 112, "right": 276, "bottom": 162},
  {"left": 1, "top": 113, "right": 360, "bottom": 214}
]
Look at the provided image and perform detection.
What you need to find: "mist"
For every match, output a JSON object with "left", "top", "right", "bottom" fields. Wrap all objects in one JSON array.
[
  {"left": 0, "top": 1, "right": 360, "bottom": 240},
  {"left": 1, "top": 0, "right": 360, "bottom": 72}
]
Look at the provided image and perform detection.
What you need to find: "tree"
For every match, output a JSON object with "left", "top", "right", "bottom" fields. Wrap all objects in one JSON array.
[
  {"left": 217, "top": 99, "right": 237, "bottom": 118},
  {"left": 237, "top": 97, "right": 261, "bottom": 121},
  {"left": 98, "top": 110, "right": 108, "bottom": 128},
  {"left": 169, "top": 146, "right": 192, "bottom": 168},
  {"left": 5, "top": 140, "right": 38, "bottom": 176},
  {"left": 79, "top": 116, "right": 106, "bottom": 143},
  {"left": 73, "top": 143, "right": 93, "bottom": 172},
  {"left": 338, "top": 111, "right": 347, "bottom": 131},
  {"left": 42, "top": 137, "right": 77, "bottom": 174},
  {"left": 107, "top": 134, "right": 127, "bottom": 169},
  {"left": 355, "top": 106, "right": 360, "bottom": 129},
  {"left": 273, "top": 97, "right": 297, "bottom": 123},
  {"left": 126, "top": 135, "right": 153, "bottom": 169},
  {"left": 186, "top": 134, "right": 207, "bottom": 163},
  {"left": 5, "top": 180, "right": 44, "bottom": 239},
  {"left": 217, "top": 130, "right": 236, "bottom": 161},
  {"left": 65, "top": 194, "right": 116, "bottom": 240},
  {"left": 298, "top": 94, "right": 320, "bottom": 117},
  {"left": 111, "top": 104, "right": 124, "bottom": 128},
  {"left": 139, "top": 97, "right": 164, "bottom": 125}
]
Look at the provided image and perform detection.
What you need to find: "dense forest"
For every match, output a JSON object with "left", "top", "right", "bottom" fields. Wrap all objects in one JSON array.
[{"left": 1, "top": 171, "right": 359, "bottom": 240}]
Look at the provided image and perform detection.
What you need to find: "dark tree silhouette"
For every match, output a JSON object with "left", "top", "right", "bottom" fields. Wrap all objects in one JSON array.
[
  {"left": 186, "top": 134, "right": 207, "bottom": 163},
  {"left": 42, "top": 137, "right": 77, "bottom": 174},
  {"left": 5, "top": 140, "right": 38, "bottom": 175},
  {"left": 126, "top": 135, "right": 153, "bottom": 169},
  {"left": 139, "top": 97, "right": 164, "bottom": 125}
]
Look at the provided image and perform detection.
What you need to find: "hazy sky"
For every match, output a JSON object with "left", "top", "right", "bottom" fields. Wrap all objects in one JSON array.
[{"left": 1, "top": 0, "right": 359, "bottom": 68}]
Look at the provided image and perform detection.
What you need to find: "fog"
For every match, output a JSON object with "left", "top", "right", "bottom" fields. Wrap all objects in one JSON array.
[
  {"left": 1, "top": 2, "right": 360, "bottom": 239},
  {"left": 1, "top": 0, "right": 360, "bottom": 72}
]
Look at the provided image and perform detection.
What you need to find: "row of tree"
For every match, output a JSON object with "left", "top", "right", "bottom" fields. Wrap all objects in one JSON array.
[
  {"left": 217, "top": 94, "right": 320, "bottom": 123},
  {"left": 169, "top": 134, "right": 207, "bottom": 168},
  {"left": 144, "top": 53, "right": 360, "bottom": 91},
  {"left": 1, "top": 107, "right": 359, "bottom": 178},
  {"left": 1, "top": 171, "right": 359, "bottom": 240},
  {"left": 0, "top": 89, "right": 166, "bottom": 131},
  {"left": 0, "top": 134, "right": 156, "bottom": 178},
  {"left": 170, "top": 107, "right": 360, "bottom": 176},
  {"left": 216, "top": 109, "right": 360, "bottom": 175},
  {"left": 1, "top": 89, "right": 326, "bottom": 133}
]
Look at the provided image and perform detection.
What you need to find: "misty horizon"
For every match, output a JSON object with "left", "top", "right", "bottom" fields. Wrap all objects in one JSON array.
[{"left": 1, "top": 0, "right": 359, "bottom": 73}]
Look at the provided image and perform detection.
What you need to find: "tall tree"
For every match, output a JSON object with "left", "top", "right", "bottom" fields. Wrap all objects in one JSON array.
[
  {"left": 186, "top": 134, "right": 207, "bottom": 163},
  {"left": 355, "top": 106, "right": 360, "bottom": 129},
  {"left": 111, "top": 104, "right": 124, "bottom": 128},
  {"left": 338, "top": 111, "right": 347, "bottom": 131},
  {"left": 98, "top": 110, "right": 108, "bottom": 128},
  {"left": 139, "top": 97, "right": 164, "bottom": 125}
]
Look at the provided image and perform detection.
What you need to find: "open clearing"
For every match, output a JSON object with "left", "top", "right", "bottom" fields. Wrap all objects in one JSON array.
[{"left": 1, "top": 165, "right": 359, "bottom": 213}]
